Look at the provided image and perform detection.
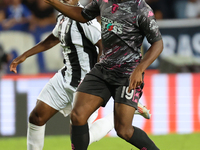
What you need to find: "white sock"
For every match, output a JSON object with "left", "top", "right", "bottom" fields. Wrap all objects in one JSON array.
[
  {"left": 27, "top": 122, "right": 46, "bottom": 150},
  {"left": 89, "top": 112, "right": 114, "bottom": 145}
]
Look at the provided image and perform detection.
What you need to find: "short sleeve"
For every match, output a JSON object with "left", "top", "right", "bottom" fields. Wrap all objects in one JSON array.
[
  {"left": 137, "top": 8, "right": 162, "bottom": 44},
  {"left": 81, "top": 0, "right": 100, "bottom": 21}
]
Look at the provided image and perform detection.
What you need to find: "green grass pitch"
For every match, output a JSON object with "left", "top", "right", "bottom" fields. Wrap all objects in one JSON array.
[{"left": 0, "top": 133, "right": 199, "bottom": 150}]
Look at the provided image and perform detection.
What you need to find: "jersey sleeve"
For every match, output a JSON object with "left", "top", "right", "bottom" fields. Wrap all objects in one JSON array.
[
  {"left": 137, "top": 8, "right": 162, "bottom": 44},
  {"left": 52, "top": 13, "right": 62, "bottom": 38},
  {"left": 80, "top": 18, "right": 101, "bottom": 45},
  {"left": 81, "top": 0, "right": 100, "bottom": 21}
]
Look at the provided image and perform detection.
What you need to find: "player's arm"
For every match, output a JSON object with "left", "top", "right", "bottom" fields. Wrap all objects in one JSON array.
[
  {"left": 129, "top": 40, "right": 163, "bottom": 91},
  {"left": 128, "top": 10, "right": 163, "bottom": 92},
  {"left": 44, "top": 0, "right": 88, "bottom": 23},
  {"left": 136, "top": 40, "right": 163, "bottom": 73},
  {"left": 10, "top": 34, "right": 60, "bottom": 73}
]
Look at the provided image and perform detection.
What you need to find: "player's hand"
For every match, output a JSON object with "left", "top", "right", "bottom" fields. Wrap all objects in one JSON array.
[
  {"left": 9, "top": 55, "right": 26, "bottom": 74},
  {"left": 128, "top": 69, "right": 143, "bottom": 93}
]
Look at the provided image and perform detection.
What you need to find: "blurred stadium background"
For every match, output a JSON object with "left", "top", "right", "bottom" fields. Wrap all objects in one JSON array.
[{"left": 0, "top": 0, "right": 200, "bottom": 149}]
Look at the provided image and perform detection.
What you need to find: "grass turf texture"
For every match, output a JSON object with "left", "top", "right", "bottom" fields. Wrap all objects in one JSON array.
[{"left": 0, "top": 133, "right": 199, "bottom": 150}]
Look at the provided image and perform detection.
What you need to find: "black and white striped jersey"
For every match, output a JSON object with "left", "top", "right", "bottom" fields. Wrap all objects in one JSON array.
[{"left": 52, "top": 12, "right": 101, "bottom": 87}]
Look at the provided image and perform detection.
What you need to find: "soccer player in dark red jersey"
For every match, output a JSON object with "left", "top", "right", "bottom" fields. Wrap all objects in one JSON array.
[{"left": 44, "top": 0, "right": 163, "bottom": 149}]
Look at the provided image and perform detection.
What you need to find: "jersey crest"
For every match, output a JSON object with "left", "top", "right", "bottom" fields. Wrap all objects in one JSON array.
[{"left": 112, "top": 4, "right": 119, "bottom": 13}]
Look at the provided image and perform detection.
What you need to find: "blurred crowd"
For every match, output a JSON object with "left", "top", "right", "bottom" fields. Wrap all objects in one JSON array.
[
  {"left": 0, "top": 44, "right": 12, "bottom": 76},
  {"left": 0, "top": 0, "right": 57, "bottom": 31},
  {"left": 0, "top": 0, "right": 200, "bottom": 31},
  {"left": 146, "top": 0, "right": 200, "bottom": 19}
]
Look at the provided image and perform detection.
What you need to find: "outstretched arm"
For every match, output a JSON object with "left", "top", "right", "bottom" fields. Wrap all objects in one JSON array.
[
  {"left": 44, "top": 0, "right": 88, "bottom": 23},
  {"left": 10, "top": 34, "right": 60, "bottom": 73}
]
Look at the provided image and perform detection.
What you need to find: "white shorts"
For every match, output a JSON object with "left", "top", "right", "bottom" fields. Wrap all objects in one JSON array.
[
  {"left": 38, "top": 69, "right": 75, "bottom": 117},
  {"left": 37, "top": 69, "right": 98, "bottom": 124}
]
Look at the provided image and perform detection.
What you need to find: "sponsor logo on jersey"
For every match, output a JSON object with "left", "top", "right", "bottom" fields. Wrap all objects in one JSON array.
[
  {"left": 107, "top": 23, "right": 114, "bottom": 31},
  {"left": 101, "top": 16, "right": 123, "bottom": 34}
]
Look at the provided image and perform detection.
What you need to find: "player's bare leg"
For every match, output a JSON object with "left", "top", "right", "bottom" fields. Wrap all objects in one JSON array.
[
  {"left": 70, "top": 92, "right": 104, "bottom": 150},
  {"left": 27, "top": 100, "right": 58, "bottom": 150},
  {"left": 88, "top": 102, "right": 150, "bottom": 145},
  {"left": 114, "top": 102, "right": 159, "bottom": 150}
]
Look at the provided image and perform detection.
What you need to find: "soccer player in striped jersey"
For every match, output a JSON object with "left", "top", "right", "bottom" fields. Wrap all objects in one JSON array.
[{"left": 10, "top": 0, "right": 150, "bottom": 149}]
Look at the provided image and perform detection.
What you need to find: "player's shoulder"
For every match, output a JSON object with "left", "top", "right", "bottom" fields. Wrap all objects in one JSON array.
[
  {"left": 137, "top": 0, "right": 153, "bottom": 16},
  {"left": 80, "top": 18, "right": 101, "bottom": 31},
  {"left": 56, "top": 12, "right": 64, "bottom": 21},
  {"left": 90, "top": 18, "right": 101, "bottom": 28}
]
